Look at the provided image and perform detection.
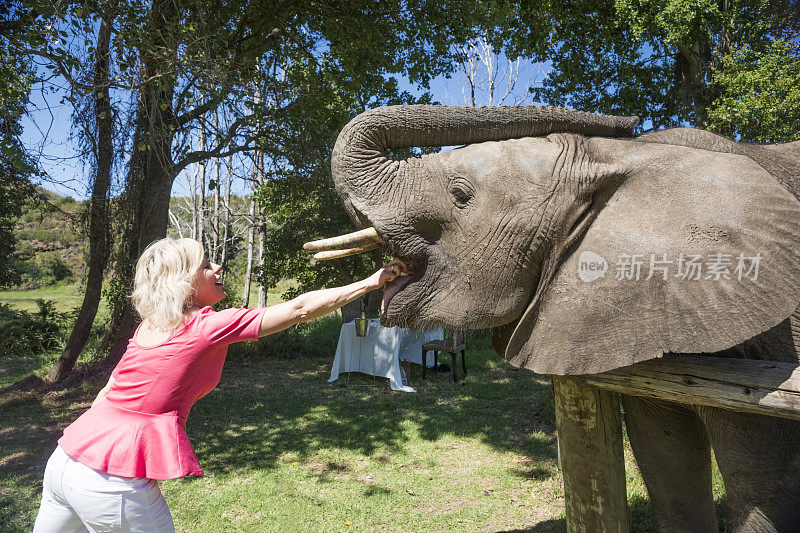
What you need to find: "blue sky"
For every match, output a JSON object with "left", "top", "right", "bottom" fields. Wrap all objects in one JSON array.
[{"left": 21, "top": 51, "right": 548, "bottom": 200}]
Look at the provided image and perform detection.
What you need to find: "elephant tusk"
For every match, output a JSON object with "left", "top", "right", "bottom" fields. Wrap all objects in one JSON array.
[
  {"left": 312, "top": 243, "right": 381, "bottom": 261},
  {"left": 303, "top": 227, "right": 383, "bottom": 252}
]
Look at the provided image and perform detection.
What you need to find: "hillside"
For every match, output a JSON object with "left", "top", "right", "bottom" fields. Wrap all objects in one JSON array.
[
  {"left": 6, "top": 188, "right": 255, "bottom": 291},
  {"left": 9, "top": 188, "right": 86, "bottom": 288}
]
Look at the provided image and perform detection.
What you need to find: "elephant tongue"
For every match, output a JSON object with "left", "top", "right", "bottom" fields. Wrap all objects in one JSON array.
[{"left": 381, "top": 275, "right": 412, "bottom": 314}]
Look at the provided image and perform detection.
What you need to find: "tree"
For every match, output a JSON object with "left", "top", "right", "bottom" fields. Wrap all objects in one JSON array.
[
  {"left": 8, "top": 0, "right": 494, "bottom": 380},
  {"left": 47, "top": 15, "right": 114, "bottom": 381},
  {"left": 93, "top": 0, "right": 491, "bottom": 372},
  {"left": 500, "top": 0, "right": 800, "bottom": 139},
  {"left": 0, "top": 47, "right": 36, "bottom": 285},
  {"left": 707, "top": 39, "right": 800, "bottom": 142},
  {"left": 448, "top": 35, "right": 542, "bottom": 106},
  {"left": 244, "top": 3, "right": 496, "bottom": 312}
]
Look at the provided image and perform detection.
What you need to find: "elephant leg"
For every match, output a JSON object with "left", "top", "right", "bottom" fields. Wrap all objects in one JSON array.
[
  {"left": 622, "top": 395, "right": 717, "bottom": 532},
  {"left": 698, "top": 407, "right": 800, "bottom": 532}
]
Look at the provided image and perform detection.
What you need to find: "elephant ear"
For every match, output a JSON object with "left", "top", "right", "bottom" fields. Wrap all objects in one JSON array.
[{"left": 504, "top": 151, "right": 800, "bottom": 375}]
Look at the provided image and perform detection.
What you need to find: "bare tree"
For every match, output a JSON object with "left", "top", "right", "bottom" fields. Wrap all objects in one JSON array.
[
  {"left": 196, "top": 116, "right": 206, "bottom": 247},
  {"left": 448, "top": 36, "right": 546, "bottom": 107},
  {"left": 210, "top": 111, "right": 222, "bottom": 262},
  {"left": 241, "top": 193, "right": 256, "bottom": 307}
]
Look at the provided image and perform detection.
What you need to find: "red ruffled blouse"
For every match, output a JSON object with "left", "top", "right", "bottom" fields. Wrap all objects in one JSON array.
[{"left": 58, "top": 306, "right": 265, "bottom": 480}]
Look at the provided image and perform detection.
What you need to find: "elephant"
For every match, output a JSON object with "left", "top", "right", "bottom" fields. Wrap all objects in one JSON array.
[{"left": 304, "top": 105, "right": 800, "bottom": 531}]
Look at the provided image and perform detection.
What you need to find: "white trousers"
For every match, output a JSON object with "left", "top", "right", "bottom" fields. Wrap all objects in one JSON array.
[{"left": 33, "top": 446, "right": 175, "bottom": 533}]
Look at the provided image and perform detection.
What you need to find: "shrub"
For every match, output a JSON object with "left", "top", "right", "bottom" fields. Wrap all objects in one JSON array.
[
  {"left": 35, "top": 251, "right": 74, "bottom": 284},
  {"left": 0, "top": 301, "right": 73, "bottom": 357},
  {"left": 6, "top": 252, "right": 76, "bottom": 287}
]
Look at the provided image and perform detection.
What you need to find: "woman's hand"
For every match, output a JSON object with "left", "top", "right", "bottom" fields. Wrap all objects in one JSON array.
[
  {"left": 257, "top": 258, "right": 414, "bottom": 337},
  {"left": 369, "top": 259, "right": 413, "bottom": 289}
]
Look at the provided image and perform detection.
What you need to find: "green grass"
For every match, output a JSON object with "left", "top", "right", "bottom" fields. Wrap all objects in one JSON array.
[
  {"left": 0, "top": 328, "right": 729, "bottom": 533},
  {"left": 0, "top": 278, "right": 293, "bottom": 316},
  {"left": 0, "top": 283, "right": 106, "bottom": 315}
]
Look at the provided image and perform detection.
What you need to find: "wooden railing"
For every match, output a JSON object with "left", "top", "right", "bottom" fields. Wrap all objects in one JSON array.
[{"left": 552, "top": 355, "right": 800, "bottom": 532}]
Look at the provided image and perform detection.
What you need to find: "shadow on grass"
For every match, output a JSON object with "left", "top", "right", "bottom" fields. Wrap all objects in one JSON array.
[
  {"left": 1, "top": 332, "right": 672, "bottom": 531},
  {"left": 497, "top": 519, "right": 566, "bottom": 532},
  {"left": 0, "top": 383, "right": 98, "bottom": 533},
  {"left": 188, "top": 337, "right": 558, "bottom": 479}
]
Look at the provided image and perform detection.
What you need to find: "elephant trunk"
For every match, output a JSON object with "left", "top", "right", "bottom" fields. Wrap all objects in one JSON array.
[
  {"left": 311, "top": 105, "right": 639, "bottom": 260},
  {"left": 331, "top": 105, "right": 639, "bottom": 229}
]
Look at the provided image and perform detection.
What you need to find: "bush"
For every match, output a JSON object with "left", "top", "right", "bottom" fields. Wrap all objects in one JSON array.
[
  {"left": 4, "top": 252, "right": 75, "bottom": 288},
  {"left": 0, "top": 301, "right": 74, "bottom": 357},
  {"left": 36, "top": 251, "right": 73, "bottom": 283}
]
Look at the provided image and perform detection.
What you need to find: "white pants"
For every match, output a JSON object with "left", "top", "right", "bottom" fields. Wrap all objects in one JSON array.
[{"left": 33, "top": 446, "right": 175, "bottom": 533}]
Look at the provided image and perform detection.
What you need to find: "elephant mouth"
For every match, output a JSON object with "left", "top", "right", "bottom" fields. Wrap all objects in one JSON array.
[{"left": 302, "top": 226, "right": 427, "bottom": 324}]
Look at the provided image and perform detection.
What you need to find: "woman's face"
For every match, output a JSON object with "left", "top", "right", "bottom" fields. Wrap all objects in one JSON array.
[{"left": 193, "top": 258, "right": 225, "bottom": 307}]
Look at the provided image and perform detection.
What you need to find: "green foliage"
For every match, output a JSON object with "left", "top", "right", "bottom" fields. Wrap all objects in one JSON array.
[
  {"left": 0, "top": 48, "right": 37, "bottom": 284},
  {"left": 7, "top": 252, "right": 75, "bottom": 287},
  {"left": 708, "top": 40, "right": 800, "bottom": 143},
  {"left": 615, "top": 0, "right": 725, "bottom": 46},
  {"left": 0, "top": 302, "right": 71, "bottom": 358},
  {"left": 4, "top": 189, "right": 86, "bottom": 288},
  {"left": 229, "top": 314, "right": 343, "bottom": 360},
  {"left": 252, "top": 2, "right": 485, "bottom": 298},
  {"left": 502, "top": 0, "right": 797, "bottom": 137}
]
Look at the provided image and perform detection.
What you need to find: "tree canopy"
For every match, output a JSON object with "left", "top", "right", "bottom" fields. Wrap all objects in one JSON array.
[{"left": 499, "top": 0, "right": 800, "bottom": 141}]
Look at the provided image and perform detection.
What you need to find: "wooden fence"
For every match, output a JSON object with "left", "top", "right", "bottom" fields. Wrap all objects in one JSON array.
[{"left": 553, "top": 355, "right": 800, "bottom": 532}]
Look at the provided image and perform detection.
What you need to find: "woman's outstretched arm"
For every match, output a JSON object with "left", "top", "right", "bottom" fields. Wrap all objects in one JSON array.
[{"left": 257, "top": 260, "right": 409, "bottom": 337}]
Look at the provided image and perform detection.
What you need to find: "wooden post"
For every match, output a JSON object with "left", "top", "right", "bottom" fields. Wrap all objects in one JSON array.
[{"left": 553, "top": 376, "right": 629, "bottom": 533}]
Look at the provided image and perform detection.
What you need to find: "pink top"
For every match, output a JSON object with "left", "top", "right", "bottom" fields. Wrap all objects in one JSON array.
[{"left": 58, "top": 306, "right": 265, "bottom": 480}]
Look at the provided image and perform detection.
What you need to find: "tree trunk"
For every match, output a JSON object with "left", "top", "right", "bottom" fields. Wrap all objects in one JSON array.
[
  {"left": 211, "top": 141, "right": 221, "bottom": 262},
  {"left": 92, "top": 0, "right": 179, "bottom": 376},
  {"left": 677, "top": 41, "right": 711, "bottom": 128},
  {"left": 47, "top": 17, "right": 114, "bottom": 382},
  {"left": 197, "top": 117, "right": 206, "bottom": 248},
  {"left": 364, "top": 248, "right": 383, "bottom": 316},
  {"left": 219, "top": 158, "right": 232, "bottom": 282},
  {"left": 241, "top": 196, "right": 255, "bottom": 307},
  {"left": 257, "top": 215, "right": 266, "bottom": 307},
  {"left": 340, "top": 298, "right": 363, "bottom": 323}
]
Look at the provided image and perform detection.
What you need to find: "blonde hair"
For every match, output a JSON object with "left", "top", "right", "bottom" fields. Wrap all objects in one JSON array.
[{"left": 131, "top": 237, "right": 205, "bottom": 330}]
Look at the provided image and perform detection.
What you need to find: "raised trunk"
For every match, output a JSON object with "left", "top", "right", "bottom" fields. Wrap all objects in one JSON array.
[
  {"left": 331, "top": 105, "right": 639, "bottom": 226},
  {"left": 47, "top": 17, "right": 113, "bottom": 382}
]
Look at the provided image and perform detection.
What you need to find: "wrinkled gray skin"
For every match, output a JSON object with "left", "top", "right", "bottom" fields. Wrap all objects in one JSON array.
[{"left": 330, "top": 105, "right": 800, "bottom": 531}]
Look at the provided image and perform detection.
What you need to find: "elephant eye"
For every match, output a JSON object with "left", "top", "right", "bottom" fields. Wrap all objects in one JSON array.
[{"left": 449, "top": 177, "right": 474, "bottom": 207}]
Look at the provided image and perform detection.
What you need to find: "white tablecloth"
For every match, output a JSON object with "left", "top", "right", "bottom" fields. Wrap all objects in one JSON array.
[{"left": 328, "top": 319, "right": 443, "bottom": 392}]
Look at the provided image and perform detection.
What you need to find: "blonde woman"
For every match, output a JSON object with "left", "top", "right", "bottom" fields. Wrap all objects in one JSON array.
[{"left": 33, "top": 237, "right": 408, "bottom": 532}]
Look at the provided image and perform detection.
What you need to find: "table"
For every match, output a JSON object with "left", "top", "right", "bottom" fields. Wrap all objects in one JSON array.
[{"left": 328, "top": 319, "right": 444, "bottom": 392}]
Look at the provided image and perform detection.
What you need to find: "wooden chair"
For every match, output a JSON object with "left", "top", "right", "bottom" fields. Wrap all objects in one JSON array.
[{"left": 422, "top": 330, "right": 466, "bottom": 382}]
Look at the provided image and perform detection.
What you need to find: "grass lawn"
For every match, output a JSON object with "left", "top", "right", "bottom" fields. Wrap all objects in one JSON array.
[
  {"left": 0, "top": 330, "right": 728, "bottom": 532},
  {"left": 0, "top": 279, "right": 295, "bottom": 316},
  {"left": 0, "top": 283, "right": 103, "bottom": 314}
]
